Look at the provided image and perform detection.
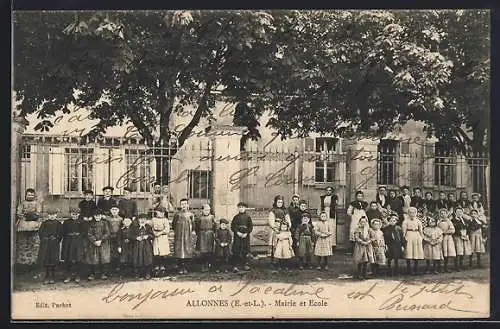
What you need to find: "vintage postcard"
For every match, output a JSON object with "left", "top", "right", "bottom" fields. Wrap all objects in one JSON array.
[{"left": 11, "top": 9, "right": 490, "bottom": 320}]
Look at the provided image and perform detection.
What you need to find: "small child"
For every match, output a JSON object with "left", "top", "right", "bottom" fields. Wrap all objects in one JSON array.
[
  {"left": 313, "top": 211, "right": 333, "bottom": 270},
  {"left": 195, "top": 204, "right": 217, "bottom": 272},
  {"left": 353, "top": 216, "right": 373, "bottom": 280},
  {"left": 296, "top": 213, "right": 315, "bottom": 270},
  {"left": 132, "top": 214, "right": 155, "bottom": 279},
  {"left": 61, "top": 208, "right": 84, "bottom": 283},
  {"left": 151, "top": 207, "right": 170, "bottom": 276},
  {"left": 172, "top": 198, "right": 196, "bottom": 275},
  {"left": 383, "top": 213, "right": 405, "bottom": 276},
  {"left": 468, "top": 209, "right": 486, "bottom": 268},
  {"left": 118, "top": 217, "right": 134, "bottom": 278},
  {"left": 452, "top": 207, "right": 472, "bottom": 271},
  {"left": 423, "top": 217, "right": 444, "bottom": 274},
  {"left": 369, "top": 218, "right": 386, "bottom": 276},
  {"left": 87, "top": 211, "right": 111, "bottom": 280},
  {"left": 274, "top": 220, "right": 294, "bottom": 271},
  {"left": 214, "top": 218, "right": 232, "bottom": 273},
  {"left": 80, "top": 215, "right": 93, "bottom": 280},
  {"left": 437, "top": 208, "right": 456, "bottom": 273},
  {"left": 107, "top": 205, "right": 123, "bottom": 277},
  {"left": 37, "top": 208, "right": 63, "bottom": 284},
  {"left": 231, "top": 202, "right": 253, "bottom": 272}
]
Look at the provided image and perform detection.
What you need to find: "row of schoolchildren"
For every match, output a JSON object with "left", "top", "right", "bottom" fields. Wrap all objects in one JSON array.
[
  {"left": 36, "top": 198, "right": 256, "bottom": 284},
  {"left": 351, "top": 206, "right": 487, "bottom": 280}
]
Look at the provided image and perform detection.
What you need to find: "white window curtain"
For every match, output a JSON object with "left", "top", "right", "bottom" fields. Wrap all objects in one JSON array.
[{"left": 422, "top": 142, "right": 435, "bottom": 187}]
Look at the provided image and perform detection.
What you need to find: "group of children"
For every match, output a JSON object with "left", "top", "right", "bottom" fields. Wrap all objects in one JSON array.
[
  {"left": 349, "top": 187, "right": 488, "bottom": 280},
  {"left": 26, "top": 184, "right": 489, "bottom": 284},
  {"left": 35, "top": 188, "right": 256, "bottom": 283}
]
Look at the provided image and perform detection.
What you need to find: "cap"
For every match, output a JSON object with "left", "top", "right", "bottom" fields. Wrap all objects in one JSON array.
[
  {"left": 46, "top": 208, "right": 59, "bottom": 215},
  {"left": 220, "top": 218, "right": 229, "bottom": 224},
  {"left": 102, "top": 186, "right": 114, "bottom": 191},
  {"left": 237, "top": 202, "right": 247, "bottom": 207},
  {"left": 138, "top": 213, "right": 150, "bottom": 219},
  {"left": 110, "top": 205, "right": 120, "bottom": 209},
  {"left": 83, "top": 189, "right": 94, "bottom": 194},
  {"left": 301, "top": 212, "right": 311, "bottom": 218},
  {"left": 370, "top": 218, "right": 382, "bottom": 226}
]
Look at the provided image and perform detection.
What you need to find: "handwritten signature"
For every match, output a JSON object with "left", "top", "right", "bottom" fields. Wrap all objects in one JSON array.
[
  {"left": 346, "top": 280, "right": 480, "bottom": 314},
  {"left": 229, "top": 279, "right": 328, "bottom": 300}
]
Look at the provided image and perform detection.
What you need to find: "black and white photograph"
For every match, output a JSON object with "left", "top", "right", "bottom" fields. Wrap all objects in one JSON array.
[{"left": 11, "top": 9, "right": 490, "bottom": 319}]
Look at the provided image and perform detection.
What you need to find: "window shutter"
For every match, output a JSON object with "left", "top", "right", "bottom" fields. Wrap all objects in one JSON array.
[
  {"left": 110, "top": 148, "right": 126, "bottom": 194},
  {"left": 29, "top": 145, "right": 37, "bottom": 189},
  {"left": 397, "top": 153, "right": 411, "bottom": 187},
  {"left": 456, "top": 155, "right": 467, "bottom": 188},
  {"left": 400, "top": 141, "right": 410, "bottom": 154},
  {"left": 304, "top": 138, "right": 315, "bottom": 152},
  {"left": 48, "top": 146, "right": 65, "bottom": 195},
  {"left": 302, "top": 154, "right": 315, "bottom": 185},
  {"left": 94, "top": 147, "right": 109, "bottom": 194},
  {"left": 422, "top": 142, "right": 435, "bottom": 187},
  {"left": 336, "top": 160, "right": 346, "bottom": 186}
]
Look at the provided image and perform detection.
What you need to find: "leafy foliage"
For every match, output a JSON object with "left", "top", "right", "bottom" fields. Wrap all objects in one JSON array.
[{"left": 14, "top": 10, "right": 489, "bottom": 155}]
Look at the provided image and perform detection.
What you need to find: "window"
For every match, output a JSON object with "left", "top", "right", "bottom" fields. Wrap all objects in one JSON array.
[
  {"left": 434, "top": 142, "right": 456, "bottom": 187},
  {"left": 314, "top": 137, "right": 338, "bottom": 183},
  {"left": 377, "top": 140, "right": 397, "bottom": 185},
  {"left": 315, "top": 137, "right": 337, "bottom": 153},
  {"left": 468, "top": 156, "right": 488, "bottom": 204},
  {"left": 21, "top": 144, "right": 31, "bottom": 161},
  {"left": 124, "top": 149, "right": 153, "bottom": 193},
  {"left": 315, "top": 160, "right": 336, "bottom": 183},
  {"left": 188, "top": 170, "right": 211, "bottom": 199},
  {"left": 64, "top": 148, "right": 94, "bottom": 192}
]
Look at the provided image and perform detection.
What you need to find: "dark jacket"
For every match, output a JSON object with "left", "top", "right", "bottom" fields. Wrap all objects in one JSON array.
[
  {"left": 78, "top": 200, "right": 98, "bottom": 218},
  {"left": 131, "top": 223, "right": 154, "bottom": 267},
  {"left": 118, "top": 198, "right": 138, "bottom": 219},
  {"left": 231, "top": 212, "right": 253, "bottom": 256},
  {"left": 320, "top": 194, "right": 338, "bottom": 219},
  {"left": 61, "top": 218, "right": 84, "bottom": 263},
  {"left": 97, "top": 197, "right": 117, "bottom": 216}
]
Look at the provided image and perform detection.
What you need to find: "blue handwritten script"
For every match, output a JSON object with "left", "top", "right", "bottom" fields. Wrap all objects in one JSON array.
[{"left": 346, "top": 280, "right": 481, "bottom": 314}]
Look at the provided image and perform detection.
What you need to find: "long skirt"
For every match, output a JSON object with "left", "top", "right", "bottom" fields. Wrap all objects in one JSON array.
[
  {"left": 453, "top": 236, "right": 472, "bottom": 256},
  {"left": 197, "top": 230, "right": 214, "bottom": 254},
  {"left": 372, "top": 245, "right": 387, "bottom": 265},
  {"left": 298, "top": 235, "right": 314, "bottom": 258},
  {"left": 424, "top": 242, "right": 444, "bottom": 260},
  {"left": 87, "top": 242, "right": 111, "bottom": 265},
  {"left": 153, "top": 233, "right": 171, "bottom": 256},
  {"left": 16, "top": 231, "right": 40, "bottom": 265},
  {"left": 120, "top": 242, "right": 134, "bottom": 265},
  {"left": 404, "top": 231, "right": 424, "bottom": 259},
  {"left": 109, "top": 237, "right": 120, "bottom": 263},
  {"left": 133, "top": 241, "right": 154, "bottom": 267},
  {"left": 441, "top": 234, "right": 456, "bottom": 257},
  {"left": 314, "top": 237, "right": 333, "bottom": 257},
  {"left": 353, "top": 243, "right": 374, "bottom": 264},
  {"left": 469, "top": 229, "right": 485, "bottom": 254}
]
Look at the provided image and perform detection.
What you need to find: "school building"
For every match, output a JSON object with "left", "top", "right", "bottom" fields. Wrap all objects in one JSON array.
[{"left": 12, "top": 100, "right": 489, "bottom": 257}]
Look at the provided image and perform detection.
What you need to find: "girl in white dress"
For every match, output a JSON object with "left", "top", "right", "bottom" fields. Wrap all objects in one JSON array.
[
  {"left": 402, "top": 207, "right": 424, "bottom": 275},
  {"left": 369, "top": 218, "right": 386, "bottom": 276},
  {"left": 274, "top": 221, "right": 294, "bottom": 270},
  {"left": 314, "top": 212, "right": 333, "bottom": 270},
  {"left": 268, "top": 195, "right": 290, "bottom": 263},
  {"left": 423, "top": 217, "right": 444, "bottom": 274},
  {"left": 437, "top": 208, "right": 456, "bottom": 273},
  {"left": 347, "top": 191, "right": 368, "bottom": 254},
  {"left": 151, "top": 207, "right": 170, "bottom": 276}
]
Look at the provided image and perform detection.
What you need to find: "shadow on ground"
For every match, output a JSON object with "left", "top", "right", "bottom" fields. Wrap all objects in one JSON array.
[{"left": 13, "top": 252, "right": 490, "bottom": 292}]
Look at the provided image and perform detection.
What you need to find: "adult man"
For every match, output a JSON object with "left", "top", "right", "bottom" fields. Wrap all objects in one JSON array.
[
  {"left": 97, "top": 186, "right": 117, "bottom": 216},
  {"left": 435, "top": 191, "right": 448, "bottom": 210},
  {"left": 118, "top": 187, "right": 138, "bottom": 219},
  {"left": 287, "top": 194, "right": 302, "bottom": 254},
  {"left": 375, "top": 186, "right": 389, "bottom": 209},
  {"left": 410, "top": 187, "right": 425, "bottom": 209},
  {"left": 320, "top": 186, "right": 338, "bottom": 252}
]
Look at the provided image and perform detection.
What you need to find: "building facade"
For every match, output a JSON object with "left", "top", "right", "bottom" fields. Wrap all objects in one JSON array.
[{"left": 16, "top": 101, "right": 489, "bottom": 251}]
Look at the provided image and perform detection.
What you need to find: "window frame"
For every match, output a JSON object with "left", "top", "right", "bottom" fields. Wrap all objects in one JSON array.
[
  {"left": 433, "top": 142, "right": 457, "bottom": 187},
  {"left": 124, "top": 149, "right": 153, "bottom": 194},
  {"left": 313, "top": 137, "right": 338, "bottom": 184},
  {"left": 377, "top": 139, "right": 398, "bottom": 186},
  {"left": 64, "top": 147, "right": 95, "bottom": 193},
  {"left": 188, "top": 169, "right": 211, "bottom": 200}
]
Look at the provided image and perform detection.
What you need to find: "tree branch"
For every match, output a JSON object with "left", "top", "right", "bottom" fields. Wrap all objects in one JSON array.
[{"left": 129, "top": 110, "right": 154, "bottom": 144}]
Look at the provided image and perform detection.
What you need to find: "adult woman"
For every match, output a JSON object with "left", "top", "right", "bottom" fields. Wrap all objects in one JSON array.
[
  {"left": 268, "top": 195, "right": 291, "bottom": 262},
  {"left": 347, "top": 191, "right": 368, "bottom": 253},
  {"left": 320, "top": 186, "right": 338, "bottom": 252}
]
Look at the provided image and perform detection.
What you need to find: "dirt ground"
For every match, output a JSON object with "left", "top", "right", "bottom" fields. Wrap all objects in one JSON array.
[{"left": 13, "top": 251, "right": 490, "bottom": 292}]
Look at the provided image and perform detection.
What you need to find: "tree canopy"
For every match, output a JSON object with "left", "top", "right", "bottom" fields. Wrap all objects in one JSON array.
[{"left": 13, "top": 9, "right": 490, "bottom": 154}]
